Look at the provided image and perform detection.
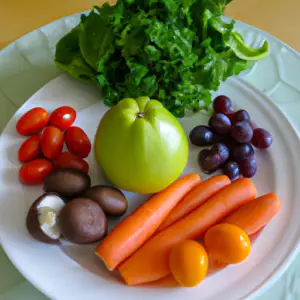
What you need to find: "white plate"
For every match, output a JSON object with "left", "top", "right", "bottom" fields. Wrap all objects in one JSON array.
[{"left": 0, "top": 74, "right": 300, "bottom": 300}]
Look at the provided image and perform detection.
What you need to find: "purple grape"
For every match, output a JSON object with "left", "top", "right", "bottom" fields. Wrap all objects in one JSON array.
[
  {"left": 198, "top": 144, "right": 229, "bottom": 174},
  {"left": 211, "top": 143, "right": 230, "bottom": 162},
  {"left": 202, "top": 153, "right": 224, "bottom": 174},
  {"left": 226, "top": 112, "right": 236, "bottom": 123},
  {"left": 198, "top": 149, "right": 216, "bottom": 174},
  {"left": 189, "top": 125, "right": 215, "bottom": 146},
  {"left": 209, "top": 113, "right": 232, "bottom": 135},
  {"left": 239, "top": 157, "right": 257, "bottom": 178},
  {"left": 213, "top": 95, "right": 232, "bottom": 114},
  {"left": 231, "top": 121, "right": 253, "bottom": 143},
  {"left": 198, "top": 149, "right": 210, "bottom": 162},
  {"left": 232, "top": 143, "right": 254, "bottom": 162},
  {"left": 251, "top": 128, "right": 273, "bottom": 149},
  {"left": 216, "top": 135, "right": 238, "bottom": 152},
  {"left": 223, "top": 161, "right": 240, "bottom": 180},
  {"left": 234, "top": 110, "right": 250, "bottom": 123}
]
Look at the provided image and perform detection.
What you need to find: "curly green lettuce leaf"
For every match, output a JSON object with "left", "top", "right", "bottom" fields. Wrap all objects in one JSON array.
[
  {"left": 209, "top": 16, "right": 269, "bottom": 60},
  {"left": 201, "top": 0, "right": 233, "bottom": 15},
  {"left": 194, "top": 46, "right": 248, "bottom": 91},
  {"left": 55, "top": 25, "right": 95, "bottom": 82},
  {"left": 55, "top": 26, "right": 80, "bottom": 65},
  {"left": 79, "top": 9, "right": 115, "bottom": 70},
  {"left": 55, "top": 54, "right": 96, "bottom": 82},
  {"left": 116, "top": 15, "right": 150, "bottom": 57},
  {"left": 54, "top": 0, "right": 269, "bottom": 117}
]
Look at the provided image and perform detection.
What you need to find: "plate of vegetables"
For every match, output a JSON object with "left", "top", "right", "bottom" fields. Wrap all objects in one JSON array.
[{"left": 1, "top": 0, "right": 300, "bottom": 300}]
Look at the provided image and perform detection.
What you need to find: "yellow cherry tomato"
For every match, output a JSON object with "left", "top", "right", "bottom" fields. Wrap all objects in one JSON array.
[
  {"left": 169, "top": 240, "right": 208, "bottom": 287},
  {"left": 204, "top": 223, "right": 251, "bottom": 264}
]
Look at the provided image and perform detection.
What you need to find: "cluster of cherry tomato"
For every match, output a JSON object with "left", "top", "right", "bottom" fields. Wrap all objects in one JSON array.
[{"left": 16, "top": 106, "right": 91, "bottom": 185}]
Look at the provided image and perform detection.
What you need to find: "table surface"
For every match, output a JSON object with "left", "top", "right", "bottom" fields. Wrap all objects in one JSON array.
[{"left": 0, "top": 0, "right": 299, "bottom": 51}]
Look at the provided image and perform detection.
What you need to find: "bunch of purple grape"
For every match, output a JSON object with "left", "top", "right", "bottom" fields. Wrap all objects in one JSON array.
[{"left": 190, "top": 95, "right": 273, "bottom": 180}]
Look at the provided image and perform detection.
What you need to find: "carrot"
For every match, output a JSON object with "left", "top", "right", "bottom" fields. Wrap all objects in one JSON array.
[
  {"left": 208, "top": 193, "right": 281, "bottom": 276},
  {"left": 95, "top": 173, "right": 201, "bottom": 270},
  {"left": 149, "top": 275, "right": 178, "bottom": 287},
  {"left": 223, "top": 193, "right": 281, "bottom": 235},
  {"left": 158, "top": 175, "right": 231, "bottom": 231},
  {"left": 118, "top": 178, "right": 256, "bottom": 285}
]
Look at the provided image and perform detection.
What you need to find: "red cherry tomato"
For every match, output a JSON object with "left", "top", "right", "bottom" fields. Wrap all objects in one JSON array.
[
  {"left": 49, "top": 106, "right": 77, "bottom": 131},
  {"left": 16, "top": 107, "right": 49, "bottom": 136},
  {"left": 19, "top": 159, "right": 54, "bottom": 185},
  {"left": 65, "top": 127, "right": 91, "bottom": 158},
  {"left": 40, "top": 126, "right": 64, "bottom": 160},
  {"left": 18, "top": 134, "right": 41, "bottom": 163},
  {"left": 55, "top": 152, "right": 89, "bottom": 173}
]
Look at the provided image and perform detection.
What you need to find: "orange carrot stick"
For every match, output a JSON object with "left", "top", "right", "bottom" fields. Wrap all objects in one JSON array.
[
  {"left": 95, "top": 173, "right": 201, "bottom": 270},
  {"left": 144, "top": 274, "right": 179, "bottom": 288},
  {"left": 118, "top": 178, "right": 256, "bottom": 285},
  {"left": 208, "top": 193, "right": 281, "bottom": 275},
  {"left": 223, "top": 193, "right": 280, "bottom": 235},
  {"left": 158, "top": 175, "right": 231, "bottom": 231}
]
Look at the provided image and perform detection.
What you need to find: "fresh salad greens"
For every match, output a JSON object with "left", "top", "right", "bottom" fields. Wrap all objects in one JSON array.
[{"left": 55, "top": 0, "right": 269, "bottom": 117}]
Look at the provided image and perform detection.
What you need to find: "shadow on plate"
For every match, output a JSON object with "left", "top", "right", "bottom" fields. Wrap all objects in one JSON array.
[
  {"left": 53, "top": 226, "right": 266, "bottom": 290},
  {"left": 60, "top": 242, "right": 123, "bottom": 284},
  {"left": 86, "top": 154, "right": 110, "bottom": 187},
  {"left": 1, "top": 168, "right": 20, "bottom": 185},
  {"left": 5, "top": 141, "right": 21, "bottom": 166},
  {"left": 60, "top": 242, "right": 180, "bottom": 289}
]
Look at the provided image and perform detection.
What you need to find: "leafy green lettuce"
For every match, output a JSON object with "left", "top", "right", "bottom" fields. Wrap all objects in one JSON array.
[{"left": 55, "top": 0, "right": 268, "bottom": 117}]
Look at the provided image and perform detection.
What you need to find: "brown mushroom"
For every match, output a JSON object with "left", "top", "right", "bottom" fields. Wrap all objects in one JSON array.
[
  {"left": 58, "top": 198, "right": 108, "bottom": 244},
  {"left": 83, "top": 185, "right": 128, "bottom": 216},
  {"left": 44, "top": 168, "right": 91, "bottom": 199},
  {"left": 26, "top": 193, "right": 65, "bottom": 243}
]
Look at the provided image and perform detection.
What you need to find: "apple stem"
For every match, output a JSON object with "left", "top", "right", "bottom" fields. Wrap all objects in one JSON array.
[{"left": 137, "top": 113, "right": 144, "bottom": 118}]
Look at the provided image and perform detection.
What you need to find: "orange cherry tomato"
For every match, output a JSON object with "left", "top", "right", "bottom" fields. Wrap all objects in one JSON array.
[
  {"left": 65, "top": 126, "right": 91, "bottom": 158},
  {"left": 55, "top": 152, "right": 89, "bottom": 173},
  {"left": 18, "top": 134, "right": 41, "bottom": 163},
  {"left": 16, "top": 107, "right": 49, "bottom": 136},
  {"left": 40, "top": 126, "right": 64, "bottom": 160},
  {"left": 49, "top": 106, "right": 76, "bottom": 131},
  {"left": 19, "top": 159, "right": 54, "bottom": 185},
  {"left": 204, "top": 224, "right": 251, "bottom": 264},
  {"left": 169, "top": 240, "right": 208, "bottom": 287}
]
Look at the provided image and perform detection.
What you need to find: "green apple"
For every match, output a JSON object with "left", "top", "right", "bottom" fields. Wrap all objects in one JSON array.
[{"left": 94, "top": 96, "right": 188, "bottom": 194}]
